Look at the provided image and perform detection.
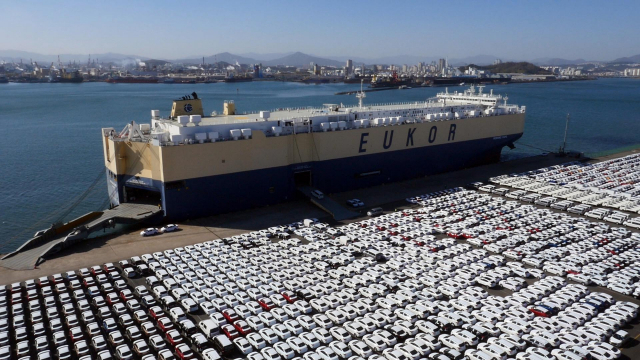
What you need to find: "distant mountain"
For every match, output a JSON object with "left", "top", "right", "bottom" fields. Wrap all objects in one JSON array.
[
  {"left": 448, "top": 55, "right": 503, "bottom": 66},
  {"left": 326, "top": 55, "right": 434, "bottom": 66},
  {"left": 0, "top": 50, "right": 145, "bottom": 64},
  {"left": 531, "top": 57, "right": 586, "bottom": 66},
  {"left": 176, "top": 52, "right": 259, "bottom": 65},
  {"left": 238, "top": 52, "right": 294, "bottom": 61},
  {"left": 262, "top": 52, "right": 344, "bottom": 67},
  {"left": 609, "top": 54, "right": 640, "bottom": 64},
  {"left": 144, "top": 59, "right": 171, "bottom": 67}
]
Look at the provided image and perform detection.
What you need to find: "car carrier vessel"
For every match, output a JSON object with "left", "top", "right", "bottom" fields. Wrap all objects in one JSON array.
[{"left": 102, "top": 85, "right": 525, "bottom": 220}]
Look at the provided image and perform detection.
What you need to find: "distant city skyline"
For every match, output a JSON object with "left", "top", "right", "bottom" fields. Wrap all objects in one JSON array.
[{"left": 2, "top": 0, "right": 639, "bottom": 62}]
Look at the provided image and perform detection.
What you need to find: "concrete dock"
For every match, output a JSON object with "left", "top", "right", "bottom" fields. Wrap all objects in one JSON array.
[{"left": 0, "top": 203, "right": 162, "bottom": 271}]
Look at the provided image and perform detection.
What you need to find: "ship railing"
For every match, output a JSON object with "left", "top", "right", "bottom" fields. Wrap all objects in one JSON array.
[{"left": 153, "top": 108, "right": 522, "bottom": 145}]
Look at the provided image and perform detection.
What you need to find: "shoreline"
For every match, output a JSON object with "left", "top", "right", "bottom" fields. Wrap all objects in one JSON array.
[{"left": 2, "top": 76, "right": 598, "bottom": 85}]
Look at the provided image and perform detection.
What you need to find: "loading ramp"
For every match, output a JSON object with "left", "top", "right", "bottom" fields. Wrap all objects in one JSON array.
[
  {"left": 0, "top": 203, "right": 162, "bottom": 270},
  {"left": 297, "top": 186, "right": 360, "bottom": 221}
]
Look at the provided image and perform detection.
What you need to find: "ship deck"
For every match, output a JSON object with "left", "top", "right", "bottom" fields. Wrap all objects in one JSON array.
[{"left": 181, "top": 100, "right": 450, "bottom": 126}]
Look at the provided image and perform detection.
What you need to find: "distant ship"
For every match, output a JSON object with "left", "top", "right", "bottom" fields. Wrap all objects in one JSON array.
[
  {"left": 343, "top": 74, "right": 368, "bottom": 84},
  {"left": 300, "top": 76, "right": 342, "bottom": 84},
  {"left": 106, "top": 76, "right": 159, "bottom": 84},
  {"left": 370, "top": 71, "right": 413, "bottom": 88},
  {"left": 0, "top": 76, "right": 8, "bottom": 84},
  {"left": 49, "top": 69, "right": 83, "bottom": 83},
  {"left": 223, "top": 74, "right": 253, "bottom": 83}
]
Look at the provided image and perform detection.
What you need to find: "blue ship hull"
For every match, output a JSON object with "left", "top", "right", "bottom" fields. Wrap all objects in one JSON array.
[{"left": 108, "top": 133, "right": 522, "bottom": 220}]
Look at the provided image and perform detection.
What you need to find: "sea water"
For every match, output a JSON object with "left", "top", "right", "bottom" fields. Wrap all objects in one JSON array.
[{"left": 0, "top": 78, "right": 639, "bottom": 251}]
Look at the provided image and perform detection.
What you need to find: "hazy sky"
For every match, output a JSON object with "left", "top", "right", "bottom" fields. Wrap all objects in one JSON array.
[{"left": 2, "top": 0, "right": 638, "bottom": 61}]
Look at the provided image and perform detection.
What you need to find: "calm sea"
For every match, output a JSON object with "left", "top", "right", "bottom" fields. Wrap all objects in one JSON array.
[{"left": 1, "top": 79, "right": 639, "bottom": 252}]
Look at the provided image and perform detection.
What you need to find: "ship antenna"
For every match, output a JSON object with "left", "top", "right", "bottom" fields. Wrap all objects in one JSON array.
[{"left": 356, "top": 79, "right": 366, "bottom": 108}]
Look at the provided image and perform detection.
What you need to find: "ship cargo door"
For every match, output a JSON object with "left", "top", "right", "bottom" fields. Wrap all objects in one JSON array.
[
  {"left": 123, "top": 185, "right": 162, "bottom": 206},
  {"left": 294, "top": 171, "right": 312, "bottom": 187}
]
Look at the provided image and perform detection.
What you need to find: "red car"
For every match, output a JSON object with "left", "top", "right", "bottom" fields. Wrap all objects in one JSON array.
[
  {"left": 119, "top": 290, "right": 133, "bottom": 302},
  {"left": 282, "top": 291, "right": 298, "bottom": 304},
  {"left": 376, "top": 225, "right": 387, "bottom": 231},
  {"left": 149, "top": 306, "right": 165, "bottom": 321},
  {"left": 83, "top": 278, "right": 96, "bottom": 288},
  {"left": 233, "top": 320, "right": 253, "bottom": 336},
  {"left": 106, "top": 293, "right": 120, "bottom": 306},
  {"left": 69, "top": 327, "right": 84, "bottom": 342},
  {"left": 222, "top": 324, "right": 240, "bottom": 340},
  {"left": 222, "top": 308, "right": 240, "bottom": 324},
  {"left": 528, "top": 306, "right": 551, "bottom": 318},
  {"left": 176, "top": 344, "right": 195, "bottom": 360},
  {"left": 158, "top": 317, "right": 174, "bottom": 332},
  {"left": 103, "top": 263, "right": 116, "bottom": 273},
  {"left": 566, "top": 270, "right": 580, "bottom": 275},
  {"left": 166, "top": 330, "right": 184, "bottom": 346},
  {"left": 90, "top": 266, "right": 103, "bottom": 276},
  {"left": 387, "top": 230, "right": 399, "bottom": 236},
  {"left": 258, "top": 298, "right": 276, "bottom": 311}
]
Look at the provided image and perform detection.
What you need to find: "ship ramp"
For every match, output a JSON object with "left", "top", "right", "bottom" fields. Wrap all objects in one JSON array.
[
  {"left": 297, "top": 186, "right": 360, "bottom": 221},
  {"left": 0, "top": 203, "right": 162, "bottom": 270}
]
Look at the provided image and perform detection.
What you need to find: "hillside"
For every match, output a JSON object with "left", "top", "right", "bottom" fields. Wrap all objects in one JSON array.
[
  {"left": 177, "top": 52, "right": 258, "bottom": 65},
  {"left": 532, "top": 57, "right": 586, "bottom": 66},
  {"left": 610, "top": 54, "right": 640, "bottom": 64},
  {"left": 459, "top": 62, "right": 552, "bottom": 75},
  {"left": 175, "top": 51, "right": 343, "bottom": 67},
  {"left": 262, "top": 52, "right": 343, "bottom": 67},
  {"left": 0, "top": 50, "right": 146, "bottom": 63}
]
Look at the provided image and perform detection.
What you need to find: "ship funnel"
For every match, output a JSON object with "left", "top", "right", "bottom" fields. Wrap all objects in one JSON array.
[
  {"left": 224, "top": 100, "right": 236, "bottom": 115},
  {"left": 171, "top": 94, "right": 203, "bottom": 119}
]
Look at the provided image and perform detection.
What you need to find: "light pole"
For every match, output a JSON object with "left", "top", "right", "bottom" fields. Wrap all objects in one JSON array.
[{"left": 561, "top": 113, "right": 570, "bottom": 154}]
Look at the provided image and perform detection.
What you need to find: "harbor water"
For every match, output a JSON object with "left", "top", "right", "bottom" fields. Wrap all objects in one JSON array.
[{"left": 0, "top": 78, "right": 639, "bottom": 252}]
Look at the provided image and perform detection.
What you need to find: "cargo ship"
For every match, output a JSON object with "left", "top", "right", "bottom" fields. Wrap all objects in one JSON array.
[
  {"left": 370, "top": 71, "right": 414, "bottom": 88},
  {"left": 102, "top": 85, "right": 525, "bottom": 220},
  {"left": 49, "top": 69, "right": 83, "bottom": 83},
  {"left": 106, "top": 76, "right": 159, "bottom": 84},
  {"left": 223, "top": 74, "right": 253, "bottom": 83},
  {"left": 430, "top": 76, "right": 511, "bottom": 86},
  {"left": 343, "top": 74, "right": 368, "bottom": 84}
]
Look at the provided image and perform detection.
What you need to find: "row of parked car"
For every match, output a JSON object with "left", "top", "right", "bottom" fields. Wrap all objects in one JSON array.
[
  {"left": 0, "top": 259, "right": 182, "bottom": 360},
  {"left": 3, "top": 171, "right": 640, "bottom": 360},
  {"left": 123, "top": 188, "right": 640, "bottom": 360},
  {"left": 404, "top": 188, "right": 640, "bottom": 299},
  {"left": 486, "top": 154, "right": 640, "bottom": 222}
]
